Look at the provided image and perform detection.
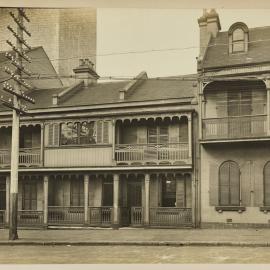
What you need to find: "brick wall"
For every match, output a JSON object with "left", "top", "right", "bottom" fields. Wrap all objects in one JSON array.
[{"left": 0, "top": 8, "right": 96, "bottom": 85}]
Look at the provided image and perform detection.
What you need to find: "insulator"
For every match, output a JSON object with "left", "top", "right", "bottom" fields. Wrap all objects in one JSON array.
[{"left": 18, "top": 8, "right": 30, "bottom": 23}]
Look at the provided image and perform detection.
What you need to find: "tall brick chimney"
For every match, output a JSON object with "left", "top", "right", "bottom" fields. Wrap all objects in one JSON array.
[
  {"left": 198, "top": 9, "right": 221, "bottom": 61},
  {"left": 73, "top": 58, "right": 100, "bottom": 86}
]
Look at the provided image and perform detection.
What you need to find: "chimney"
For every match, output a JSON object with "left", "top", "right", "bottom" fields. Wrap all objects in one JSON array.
[
  {"left": 73, "top": 58, "right": 100, "bottom": 86},
  {"left": 198, "top": 9, "right": 221, "bottom": 61}
]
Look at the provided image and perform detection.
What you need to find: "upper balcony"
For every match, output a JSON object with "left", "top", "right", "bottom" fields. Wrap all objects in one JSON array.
[
  {"left": 201, "top": 80, "right": 269, "bottom": 143},
  {"left": 0, "top": 125, "right": 42, "bottom": 168},
  {"left": 0, "top": 112, "right": 193, "bottom": 169},
  {"left": 114, "top": 115, "right": 192, "bottom": 166}
]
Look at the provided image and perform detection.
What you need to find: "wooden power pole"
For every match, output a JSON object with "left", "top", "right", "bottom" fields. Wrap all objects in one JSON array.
[{"left": 0, "top": 8, "right": 34, "bottom": 240}]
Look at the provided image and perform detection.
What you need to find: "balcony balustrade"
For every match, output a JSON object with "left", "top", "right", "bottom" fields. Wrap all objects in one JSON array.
[
  {"left": 115, "top": 143, "right": 190, "bottom": 165},
  {"left": 48, "top": 206, "right": 84, "bottom": 225},
  {"left": 18, "top": 210, "right": 44, "bottom": 227},
  {"left": 202, "top": 115, "right": 267, "bottom": 140},
  {"left": 0, "top": 147, "right": 42, "bottom": 167},
  {"left": 130, "top": 207, "right": 144, "bottom": 226},
  {"left": 149, "top": 207, "right": 192, "bottom": 227},
  {"left": 89, "top": 207, "right": 113, "bottom": 227}
]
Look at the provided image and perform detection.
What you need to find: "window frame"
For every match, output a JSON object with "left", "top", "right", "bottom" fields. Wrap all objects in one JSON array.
[
  {"left": 147, "top": 124, "right": 169, "bottom": 145},
  {"left": 60, "top": 120, "right": 110, "bottom": 146},
  {"left": 232, "top": 28, "right": 245, "bottom": 53}
]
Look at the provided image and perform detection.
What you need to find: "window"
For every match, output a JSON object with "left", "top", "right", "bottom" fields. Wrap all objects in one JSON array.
[
  {"left": 60, "top": 121, "right": 109, "bottom": 146},
  {"left": 227, "top": 90, "right": 252, "bottom": 117},
  {"left": 232, "top": 28, "right": 245, "bottom": 52},
  {"left": 162, "top": 176, "right": 176, "bottom": 207},
  {"left": 219, "top": 161, "right": 240, "bottom": 206},
  {"left": 22, "top": 181, "right": 37, "bottom": 210},
  {"left": 228, "top": 22, "right": 249, "bottom": 54},
  {"left": 148, "top": 125, "right": 169, "bottom": 144},
  {"left": 70, "top": 176, "right": 84, "bottom": 206},
  {"left": 264, "top": 162, "right": 270, "bottom": 206}
]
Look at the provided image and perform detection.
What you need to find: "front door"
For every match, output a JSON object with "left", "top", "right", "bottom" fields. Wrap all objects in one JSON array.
[
  {"left": 127, "top": 181, "right": 142, "bottom": 207},
  {"left": 127, "top": 181, "right": 142, "bottom": 225}
]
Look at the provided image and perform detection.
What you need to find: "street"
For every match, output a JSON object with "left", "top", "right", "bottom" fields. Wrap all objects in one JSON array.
[{"left": 0, "top": 245, "right": 269, "bottom": 264}]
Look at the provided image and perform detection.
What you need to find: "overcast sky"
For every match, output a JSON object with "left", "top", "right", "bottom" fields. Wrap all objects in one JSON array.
[{"left": 97, "top": 9, "right": 270, "bottom": 78}]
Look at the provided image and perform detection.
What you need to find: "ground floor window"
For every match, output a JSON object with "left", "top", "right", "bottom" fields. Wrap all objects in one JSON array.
[
  {"left": 219, "top": 161, "right": 240, "bottom": 206},
  {"left": 22, "top": 180, "right": 37, "bottom": 210}
]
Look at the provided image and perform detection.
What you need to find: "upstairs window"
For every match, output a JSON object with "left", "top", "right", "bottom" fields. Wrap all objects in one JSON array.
[
  {"left": 147, "top": 125, "right": 169, "bottom": 144},
  {"left": 232, "top": 28, "right": 245, "bottom": 52},
  {"left": 60, "top": 120, "right": 110, "bottom": 146},
  {"left": 228, "top": 22, "right": 249, "bottom": 54}
]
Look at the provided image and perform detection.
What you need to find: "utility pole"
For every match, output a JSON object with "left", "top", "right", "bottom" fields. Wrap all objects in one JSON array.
[{"left": 0, "top": 8, "right": 34, "bottom": 240}]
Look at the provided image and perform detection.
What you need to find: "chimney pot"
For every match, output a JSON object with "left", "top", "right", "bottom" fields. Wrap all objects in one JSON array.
[{"left": 79, "top": 59, "right": 85, "bottom": 66}]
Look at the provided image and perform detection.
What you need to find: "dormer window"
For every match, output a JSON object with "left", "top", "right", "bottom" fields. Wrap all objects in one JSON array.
[
  {"left": 232, "top": 28, "right": 245, "bottom": 52},
  {"left": 228, "top": 22, "right": 249, "bottom": 54}
]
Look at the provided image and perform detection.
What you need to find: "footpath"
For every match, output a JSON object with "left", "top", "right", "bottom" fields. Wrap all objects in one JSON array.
[{"left": 1, "top": 227, "right": 270, "bottom": 247}]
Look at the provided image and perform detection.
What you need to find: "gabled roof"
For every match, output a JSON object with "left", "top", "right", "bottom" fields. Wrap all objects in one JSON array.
[
  {"left": 202, "top": 26, "right": 270, "bottom": 70},
  {"left": 0, "top": 46, "right": 63, "bottom": 90},
  {"left": 0, "top": 74, "right": 197, "bottom": 112}
]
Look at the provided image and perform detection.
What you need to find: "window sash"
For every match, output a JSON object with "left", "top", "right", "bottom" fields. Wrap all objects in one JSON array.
[
  {"left": 147, "top": 125, "right": 169, "bottom": 144},
  {"left": 60, "top": 121, "right": 109, "bottom": 146}
]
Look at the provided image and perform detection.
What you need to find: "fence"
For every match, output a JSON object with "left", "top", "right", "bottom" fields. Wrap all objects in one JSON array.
[{"left": 150, "top": 207, "right": 192, "bottom": 227}]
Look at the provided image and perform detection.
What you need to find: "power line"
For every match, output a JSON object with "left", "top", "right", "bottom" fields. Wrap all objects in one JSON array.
[{"left": 1, "top": 37, "right": 270, "bottom": 64}]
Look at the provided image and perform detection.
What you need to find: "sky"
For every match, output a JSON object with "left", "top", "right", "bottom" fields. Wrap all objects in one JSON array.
[{"left": 96, "top": 9, "right": 270, "bottom": 78}]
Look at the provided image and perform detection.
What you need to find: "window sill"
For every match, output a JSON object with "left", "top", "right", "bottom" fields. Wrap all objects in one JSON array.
[
  {"left": 215, "top": 206, "right": 246, "bottom": 213},
  {"left": 260, "top": 206, "right": 270, "bottom": 213}
]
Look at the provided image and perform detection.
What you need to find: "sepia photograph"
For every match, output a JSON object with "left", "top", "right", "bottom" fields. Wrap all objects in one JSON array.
[{"left": 1, "top": 0, "right": 270, "bottom": 267}]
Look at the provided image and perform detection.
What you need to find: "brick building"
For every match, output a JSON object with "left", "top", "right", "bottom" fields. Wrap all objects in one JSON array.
[
  {"left": 0, "top": 58, "right": 198, "bottom": 228},
  {"left": 198, "top": 9, "right": 270, "bottom": 227},
  {"left": 1, "top": 9, "right": 270, "bottom": 229},
  {"left": 0, "top": 8, "right": 96, "bottom": 85}
]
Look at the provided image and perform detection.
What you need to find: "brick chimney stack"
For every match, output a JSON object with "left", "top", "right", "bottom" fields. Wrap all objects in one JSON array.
[
  {"left": 198, "top": 9, "right": 221, "bottom": 61},
  {"left": 73, "top": 58, "right": 100, "bottom": 86}
]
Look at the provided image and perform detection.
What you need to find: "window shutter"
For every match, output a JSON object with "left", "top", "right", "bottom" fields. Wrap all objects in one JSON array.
[
  {"left": 103, "top": 121, "right": 109, "bottom": 143},
  {"left": 47, "top": 124, "right": 54, "bottom": 146},
  {"left": 219, "top": 162, "right": 230, "bottom": 206},
  {"left": 209, "top": 162, "right": 219, "bottom": 206},
  {"left": 53, "top": 123, "right": 60, "bottom": 146},
  {"left": 96, "top": 121, "right": 103, "bottom": 144},
  {"left": 264, "top": 163, "right": 270, "bottom": 206},
  {"left": 137, "top": 126, "right": 147, "bottom": 144},
  {"left": 240, "top": 161, "right": 251, "bottom": 206},
  {"left": 45, "top": 123, "right": 59, "bottom": 147},
  {"left": 169, "top": 125, "right": 179, "bottom": 143},
  {"left": 148, "top": 127, "right": 157, "bottom": 144},
  {"left": 185, "top": 174, "right": 192, "bottom": 208},
  {"left": 176, "top": 175, "right": 185, "bottom": 207},
  {"left": 159, "top": 126, "right": 169, "bottom": 144},
  {"left": 229, "top": 162, "right": 240, "bottom": 206},
  {"left": 179, "top": 122, "right": 188, "bottom": 142}
]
